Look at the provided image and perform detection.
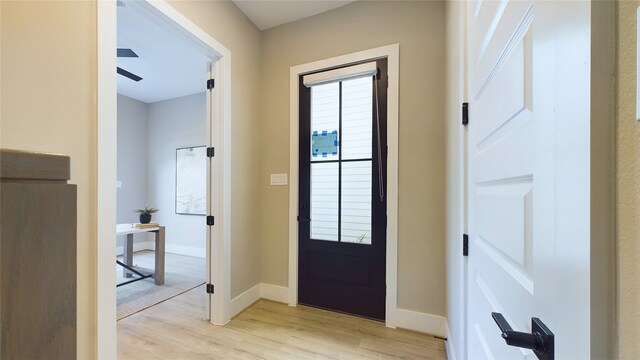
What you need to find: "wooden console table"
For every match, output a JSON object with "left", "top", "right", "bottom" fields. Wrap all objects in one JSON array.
[{"left": 116, "top": 224, "right": 165, "bottom": 286}]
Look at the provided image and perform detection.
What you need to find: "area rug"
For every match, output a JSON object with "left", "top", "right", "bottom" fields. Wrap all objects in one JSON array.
[{"left": 117, "top": 272, "right": 204, "bottom": 320}]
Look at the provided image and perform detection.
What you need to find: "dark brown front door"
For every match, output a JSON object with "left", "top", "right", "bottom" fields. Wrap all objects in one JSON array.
[{"left": 298, "top": 58, "right": 387, "bottom": 320}]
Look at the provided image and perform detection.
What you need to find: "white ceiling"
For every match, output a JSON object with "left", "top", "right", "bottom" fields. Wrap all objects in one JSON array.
[
  {"left": 232, "top": 0, "right": 356, "bottom": 31},
  {"left": 117, "top": 2, "right": 210, "bottom": 104}
]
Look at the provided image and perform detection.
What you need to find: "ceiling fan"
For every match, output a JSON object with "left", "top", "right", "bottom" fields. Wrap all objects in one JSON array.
[{"left": 117, "top": 48, "right": 142, "bottom": 82}]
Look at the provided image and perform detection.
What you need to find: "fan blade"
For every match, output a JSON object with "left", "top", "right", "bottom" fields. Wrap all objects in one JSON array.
[
  {"left": 117, "top": 48, "right": 138, "bottom": 58},
  {"left": 117, "top": 67, "right": 142, "bottom": 82}
]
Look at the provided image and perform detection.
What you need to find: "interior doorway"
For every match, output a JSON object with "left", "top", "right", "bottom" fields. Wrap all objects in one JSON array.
[
  {"left": 116, "top": 1, "right": 215, "bottom": 320},
  {"left": 114, "top": 0, "right": 212, "bottom": 320},
  {"left": 97, "top": 1, "right": 232, "bottom": 356}
]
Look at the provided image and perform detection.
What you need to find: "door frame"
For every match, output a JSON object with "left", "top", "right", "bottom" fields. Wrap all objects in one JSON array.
[
  {"left": 445, "top": 1, "right": 468, "bottom": 359},
  {"left": 288, "top": 44, "right": 400, "bottom": 327},
  {"left": 97, "top": 1, "right": 232, "bottom": 357}
]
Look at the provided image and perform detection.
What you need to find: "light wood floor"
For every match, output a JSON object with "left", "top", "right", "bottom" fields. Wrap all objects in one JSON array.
[{"left": 118, "top": 286, "right": 446, "bottom": 359}]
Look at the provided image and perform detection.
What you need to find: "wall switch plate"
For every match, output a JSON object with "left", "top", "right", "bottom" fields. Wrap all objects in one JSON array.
[
  {"left": 116, "top": 180, "right": 122, "bottom": 189},
  {"left": 270, "top": 173, "right": 288, "bottom": 186}
]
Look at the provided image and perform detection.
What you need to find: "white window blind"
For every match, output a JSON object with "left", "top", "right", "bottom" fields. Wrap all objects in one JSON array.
[
  {"left": 309, "top": 75, "right": 374, "bottom": 245},
  {"left": 303, "top": 62, "right": 376, "bottom": 87}
]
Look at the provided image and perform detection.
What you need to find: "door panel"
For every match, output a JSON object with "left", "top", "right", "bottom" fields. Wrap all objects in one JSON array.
[
  {"left": 299, "top": 59, "right": 387, "bottom": 321},
  {"left": 308, "top": 251, "right": 371, "bottom": 285},
  {"left": 467, "top": 1, "right": 536, "bottom": 358}
]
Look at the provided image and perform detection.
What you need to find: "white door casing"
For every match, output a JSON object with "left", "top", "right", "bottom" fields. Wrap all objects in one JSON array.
[{"left": 466, "top": 1, "right": 591, "bottom": 359}]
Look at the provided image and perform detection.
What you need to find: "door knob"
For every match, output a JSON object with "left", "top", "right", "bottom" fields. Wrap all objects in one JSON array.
[{"left": 491, "top": 312, "right": 555, "bottom": 360}]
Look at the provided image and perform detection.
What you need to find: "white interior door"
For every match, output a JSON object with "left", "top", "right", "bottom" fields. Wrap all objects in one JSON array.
[{"left": 466, "top": 1, "right": 591, "bottom": 358}]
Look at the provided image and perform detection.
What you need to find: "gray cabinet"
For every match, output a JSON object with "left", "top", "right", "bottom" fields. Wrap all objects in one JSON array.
[{"left": 1, "top": 149, "right": 77, "bottom": 359}]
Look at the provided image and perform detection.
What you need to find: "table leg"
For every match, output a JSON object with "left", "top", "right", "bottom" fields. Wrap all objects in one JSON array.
[
  {"left": 155, "top": 226, "right": 165, "bottom": 285},
  {"left": 124, "top": 233, "right": 133, "bottom": 278}
]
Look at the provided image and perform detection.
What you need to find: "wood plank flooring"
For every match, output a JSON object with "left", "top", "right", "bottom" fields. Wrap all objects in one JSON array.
[
  {"left": 118, "top": 286, "right": 446, "bottom": 359},
  {"left": 116, "top": 251, "right": 205, "bottom": 320}
]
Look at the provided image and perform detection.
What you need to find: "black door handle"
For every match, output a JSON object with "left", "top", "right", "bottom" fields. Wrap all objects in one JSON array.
[
  {"left": 297, "top": 216, "right": 310, "bottom": 223},
  {"left": 491, "top": 312, "right": 555, "bottom": 360}
]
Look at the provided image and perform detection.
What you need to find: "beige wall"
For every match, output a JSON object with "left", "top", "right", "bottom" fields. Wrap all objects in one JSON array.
[
  {"left": 167, "top": 1, "right": 262, "bottom": 298},
  {"left": 259, "top": 1, "right": 447, "bottom": 315},
  {"left": 617, "top": 1, "right": 640, "bottom": 358},
  {"left": 0, "top": 1, "right": 97, "bottom": 357}
]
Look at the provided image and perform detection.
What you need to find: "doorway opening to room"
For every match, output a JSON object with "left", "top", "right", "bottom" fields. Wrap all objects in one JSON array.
[
  {"left": 298, "top": 59, "right": 388, "bottom": 320},
  {"left": 114, "top": 0, "right": 213, "bottom": 322}
]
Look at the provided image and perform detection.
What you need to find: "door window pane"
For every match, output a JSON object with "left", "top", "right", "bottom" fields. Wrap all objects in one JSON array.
[
  {"left": 311, "top": 162, "right": 338, "bottom": 241},
  {"left": 341, "top": 161, "right": 372, "bottom": 244},
  {"left": 342, "top": 77, "right": 372, "bottom": 160},
  {"left": 311, "top": 83, "right": 339, "bottom": 161}
]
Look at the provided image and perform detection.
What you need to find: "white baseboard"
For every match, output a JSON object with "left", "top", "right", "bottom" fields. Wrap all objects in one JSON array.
[
  {"left": 445, "top": 319, "right": 456, "bottom": 360},
  {"left": 230, "top": 283, "right": 289, "bottom": 318},
  {"left": 260, "top": 283, "right": 289, "bottom": 303},
  {"left": 115, "top": 241, "right": 154, "bottom": 256},
  {"left": 230, "top": 284, "right": 262, "bottom": 317},
  {"left": 165, "top": 244, "right": 206, "bottom": 258},
  {"left": 230, "top": 284, "right": 448, "bottom": 341},
  {"left": 393, "top": 308, "right": 447, "bottom": 337}
]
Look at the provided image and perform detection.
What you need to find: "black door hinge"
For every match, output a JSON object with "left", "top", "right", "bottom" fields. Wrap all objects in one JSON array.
[
  {"left": 463, "top": 234, "right": 469, "bottom": 256},
  {"left": 207, "top": 79, "right": 215, "bottom": 90},
  {"left": 207, "top": 215, "right": 215, "bottom": 226},
  {"left": 206, "top": 283, "right": 214, "bottom": 294},
  {"left": 207, "top": 147, "right": 215, "bottom": 158},
  {"left": 462, "top": 102, "right": 469, "bottom": 126}
]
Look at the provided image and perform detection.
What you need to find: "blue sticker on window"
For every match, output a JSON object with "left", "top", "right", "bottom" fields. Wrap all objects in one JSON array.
[{"left": 312, "top": 130, "right": 339, "bottom": 158}]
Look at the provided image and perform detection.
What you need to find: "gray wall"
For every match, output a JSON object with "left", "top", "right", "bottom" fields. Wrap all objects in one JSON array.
[
  {"left": 147, "top": 92, "right": 207, "bottom": 256},
  {"left": 117, "top": 94, "right": 150, "bottom": 247},
  {"left": 116, "top": 92, "right": 207, "bottom": 257}
]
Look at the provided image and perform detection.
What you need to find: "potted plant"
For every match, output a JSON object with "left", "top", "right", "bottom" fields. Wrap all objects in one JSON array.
[{"left": 133, "top": 205, "right": 158, "bottom": 224}]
